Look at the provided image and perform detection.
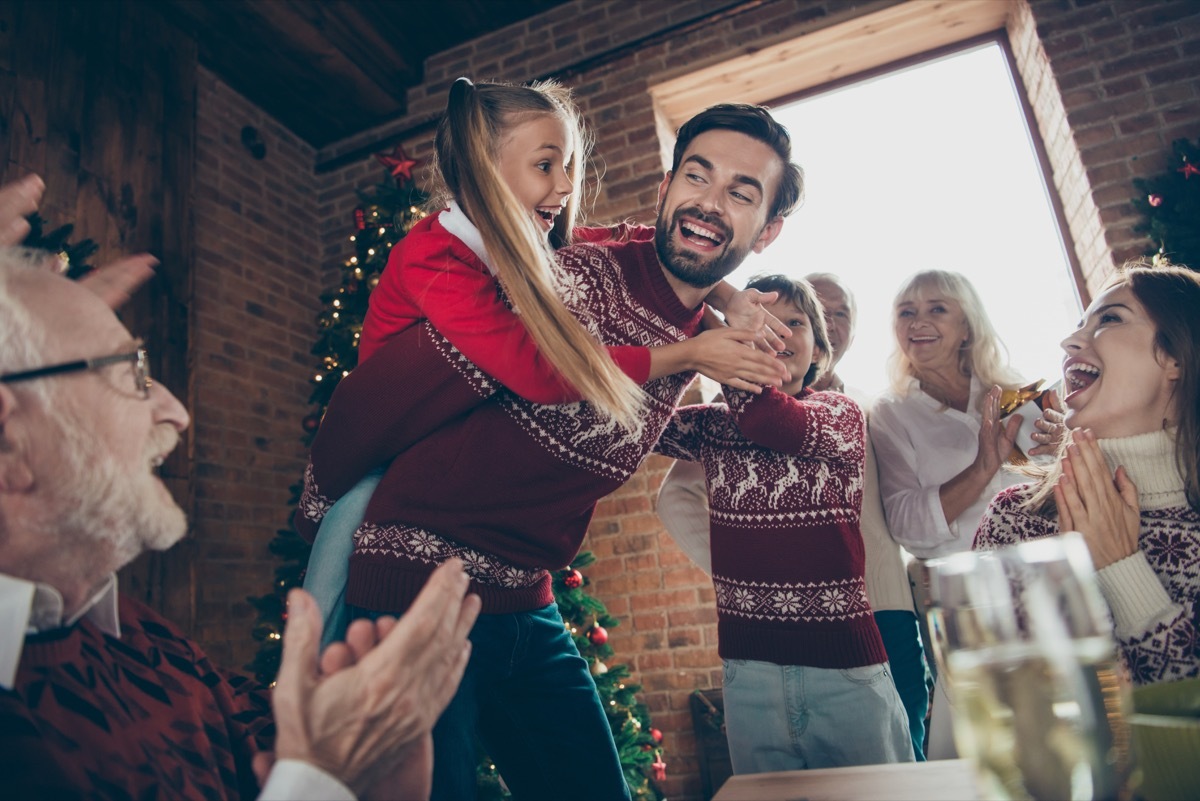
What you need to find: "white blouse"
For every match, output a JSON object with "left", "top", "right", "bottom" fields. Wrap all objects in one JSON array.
[{"left": 869, "top": 375, "right": 1026, "bottom": 559}]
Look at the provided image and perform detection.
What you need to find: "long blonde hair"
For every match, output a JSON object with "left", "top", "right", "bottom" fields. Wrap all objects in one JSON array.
[
  {"left": 432, "top": 77, "right": 644, "bottom": 427},
  {"left": 886, "top": 270, "right": 1022, "bottom": 406}
]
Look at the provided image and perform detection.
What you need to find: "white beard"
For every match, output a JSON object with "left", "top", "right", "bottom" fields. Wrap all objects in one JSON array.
[{"left": 47, "top": 409, "right": 187, "bottom": 571}]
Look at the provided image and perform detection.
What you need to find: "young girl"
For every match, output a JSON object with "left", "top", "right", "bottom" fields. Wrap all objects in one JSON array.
[
  {"left": 974, "top": 261, "right": 1200, "bottom": 687},
  {"left": 655, "top": 275, "right": 914, "bottom": 773},
  {"left": 300, "top": 78, "right": 787, "bottom": 641}
]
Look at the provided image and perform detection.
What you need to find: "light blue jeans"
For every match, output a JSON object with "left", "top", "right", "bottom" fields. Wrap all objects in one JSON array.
[
  {"left": 722, "top": 658, "right": 915, "bottom": 774},
  {"left": 301, "top": 469, "right": 383, "bottom": 649}
]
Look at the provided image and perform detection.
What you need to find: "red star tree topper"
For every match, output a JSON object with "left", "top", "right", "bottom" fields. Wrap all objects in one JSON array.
[{"left": 375, "top": 145, "right": 419, "bottom": 182}]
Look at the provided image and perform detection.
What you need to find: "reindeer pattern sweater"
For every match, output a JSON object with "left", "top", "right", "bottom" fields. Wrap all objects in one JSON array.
[
  {"left": 299, "top": 236, "right": 702, "bottom": 615},
  {"left": 655, "top": 387, "right": 887, "bottom": 669}
]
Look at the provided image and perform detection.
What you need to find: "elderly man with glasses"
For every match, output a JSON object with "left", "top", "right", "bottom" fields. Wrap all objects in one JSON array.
[{"left": 0, "top": 227, "right": 480, "bottom": 800}]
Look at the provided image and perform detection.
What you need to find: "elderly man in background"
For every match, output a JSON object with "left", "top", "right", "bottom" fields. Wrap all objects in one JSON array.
[
  {"left": 0, "top": 198, "right": 480, "bottom": 799},
  {"left": 657, "top": 271, "right": 930, "bottom": 760}
]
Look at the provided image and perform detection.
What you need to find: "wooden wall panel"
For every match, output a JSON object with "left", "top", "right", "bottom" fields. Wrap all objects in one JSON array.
[{"left": 0, "top": 0, "right": 196, "bottom": 627}]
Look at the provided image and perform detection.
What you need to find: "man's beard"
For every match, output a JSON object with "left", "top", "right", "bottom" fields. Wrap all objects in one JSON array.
[
  {"left": 654, "top": 206, "right": 755, "bottom": 288},
  {"left": 49, "top": 410, "right": 187, "bottom": 571}
]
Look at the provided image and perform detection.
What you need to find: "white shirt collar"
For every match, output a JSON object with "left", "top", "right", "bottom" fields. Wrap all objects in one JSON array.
[
  {"left": 0, "top": 572, "right": 120, "bottom": 690},
  {"left": 438, "top": 201, "right": 497, "bottom": 276}
]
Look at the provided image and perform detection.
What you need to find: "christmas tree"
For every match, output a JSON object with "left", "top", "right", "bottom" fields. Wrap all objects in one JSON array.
[
  {"left": 245, "top": 146, "right": 427, "bottom": 683},
  {"left": 246, "top": 149, "right": 665, "bottom": 799},
  {"left": 477, "top": 552, "right": 665, "bottom": 801},
  {"left": 1132, "top": 137, "right": 1200, "bottom": 270}
]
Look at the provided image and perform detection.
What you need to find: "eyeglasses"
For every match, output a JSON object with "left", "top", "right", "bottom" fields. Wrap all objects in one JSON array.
[{"left": 0, "top": 344, "right": 152, "bottom": 399}]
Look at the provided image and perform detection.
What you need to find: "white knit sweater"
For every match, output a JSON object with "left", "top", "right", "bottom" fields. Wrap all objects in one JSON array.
[{"left": 975, "top": 429, "right": 1199, "bottom": 686}]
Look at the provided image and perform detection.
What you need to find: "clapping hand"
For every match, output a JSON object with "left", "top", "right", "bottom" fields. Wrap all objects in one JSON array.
[
  {"left": 1028, "top": 389, "right": 1067, "bottom": 457},
  {"left": 1, "top": 172, "right": 159, "bottom": 309},
  {"left": 975, "top": 385, "right": 1023, "bottom": 476},
  {"left": 1054, "top": 428, "right": 1140, "bottom": 569},
  {"left": 270, "top": 559, "right": 480, "bottom": 797},
  {"left": 0, "top": 174, "right": 44, "bottom": 245}
]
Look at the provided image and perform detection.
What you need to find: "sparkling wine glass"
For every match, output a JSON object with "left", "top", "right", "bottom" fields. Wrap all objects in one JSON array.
[{"left": 926, "top": 534, "right": 1132, "bottom": 801}]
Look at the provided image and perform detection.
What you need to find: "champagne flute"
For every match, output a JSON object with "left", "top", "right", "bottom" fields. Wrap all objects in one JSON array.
[
  {"left": 996, "top": 533, "right": 1133, "bottom": 801},
  {"left": 926, "top": 535, "right": 1131, "bottom": 801}
]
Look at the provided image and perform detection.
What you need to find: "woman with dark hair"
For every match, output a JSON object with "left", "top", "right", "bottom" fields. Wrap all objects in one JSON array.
[{"left": 975, "top": 261, "right": 1200, "bottom": 686}]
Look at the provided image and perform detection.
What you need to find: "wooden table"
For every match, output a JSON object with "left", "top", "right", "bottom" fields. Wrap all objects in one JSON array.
[{"left": 712, "top": 758, "right": 983, "bottom": 801}]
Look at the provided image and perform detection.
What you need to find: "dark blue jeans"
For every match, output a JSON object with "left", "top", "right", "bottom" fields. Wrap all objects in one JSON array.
[
  {"left": 430, "top": 602, "right": 631, "bottom": 801},
  {"left": 875, "top": 610, "right": 931, "bottom": 761}
]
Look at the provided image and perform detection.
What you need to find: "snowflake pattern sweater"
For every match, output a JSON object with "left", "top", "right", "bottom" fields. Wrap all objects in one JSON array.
[
  {"left": 655, "top": 387, "right": 887, "bottom": 668},
  {"left": 298, "top": 237, "right": 702, "bottom": 615},
  {"left": 0, "top": 594, "right": 272, "bottom": 799},
  {"left": 974, "top": 429, "right": 1200, "bottom": 686}
]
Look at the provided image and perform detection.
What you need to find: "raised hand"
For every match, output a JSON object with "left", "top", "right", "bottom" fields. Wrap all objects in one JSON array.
[
  {"left": 720, "top": 287, "right": 790, "bottom": 353},
  {"left": 271, "top": 559, "right": 480, "bottom": 797},
  {"left": 689, "top": 326, "right": 789, "bottom": 392},
  {"left": 1054, "top": 428, "right": 1140, "bottom": 569},
  {"left": 975, "top": 385, "right": 1022, "bottom": 475},
  {"left": 1028, "top": 389, "right": 1067, "bottom": 457},
  {"left": 0, "top": 174, "right": 44, "bottom": 245}
]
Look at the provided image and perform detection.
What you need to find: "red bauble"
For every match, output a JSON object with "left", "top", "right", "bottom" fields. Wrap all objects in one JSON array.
[
  {"left": 302, "top": 413, "right": 321, "bottom": 433},
  {"left": 641, "top": 743, "right": 654, "bottom": 752},
  {"left": 587, "top": 624, "right": 608, "bottom": 645},
  {"left": 563, "top": 568, "right": 583, "bottom": 588},
  {"left": 650, "top": 727, "right": 663, "bottom": 744},
  {"left": 1148, "top": 194, "right": 1164, "bottom": 207}
]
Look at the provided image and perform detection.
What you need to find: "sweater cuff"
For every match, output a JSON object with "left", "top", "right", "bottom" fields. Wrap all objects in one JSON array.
[
  {"left": 609, "top": 345, "right": 652, "bottom": 385},
  {"left": 1095, "top": 552, "right": 1174, "bottom": 635},
  {"left": 259, "top": 760, "right": 355, "bottom": 801}
]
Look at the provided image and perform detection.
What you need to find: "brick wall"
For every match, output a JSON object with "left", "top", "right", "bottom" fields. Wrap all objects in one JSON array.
[
  {"left": 189, "top": 67, "right": 326, "bottom": 668},
  {"left": 1015, "top": 0, "right": 1200, "bottom": 296},
  {"left": 188, "top": 0, "right": 1200, "bottom": 797}
]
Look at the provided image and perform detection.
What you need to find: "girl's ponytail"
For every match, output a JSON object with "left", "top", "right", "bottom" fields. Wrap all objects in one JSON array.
[{"left": 438, "top": 78, "right": 646, "bottom": 429}]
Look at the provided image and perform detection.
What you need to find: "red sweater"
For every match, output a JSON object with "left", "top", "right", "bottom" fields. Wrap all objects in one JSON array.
[
  {"left": 299, "top": 237, "right": 703, "bottom": 615},
  {"left": 359, "top": 210, "right": 651, "bottom": 400},
  {"left": 0, "top": 595, "right": 271, "bottom": 799},
  {"left": 656, "top": 388, "right": 887, "bottom": 669}
]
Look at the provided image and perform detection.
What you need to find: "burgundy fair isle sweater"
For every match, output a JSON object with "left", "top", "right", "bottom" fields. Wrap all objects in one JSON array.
[
  {"left": 974, "top": 429, "right": 1200, "bottom": 687},
  {"left": 0, "top": 595, "right": 272, "bottom": 799},
  {"left": 298, "top": 237, "right": 702, "bottom": 615},
  {"left": 656, "top": 387, "right": 886, "bottom": 669}
]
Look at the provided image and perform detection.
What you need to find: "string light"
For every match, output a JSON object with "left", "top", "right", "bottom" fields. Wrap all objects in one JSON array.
[
  {"left": 378, "top": 227, "right": 386, "bottom": 234},
  {"left": 367, "top": 248, "right": 376, "bottom": 256},
  {"left": 350, "top": 256, "right": 358, "bottom": 264},
  {"left": 314, "top": 374, "right": 323, "bottom": 381},
  {"left": 349, "top": 235, "right": 356, "bottom": 242}
]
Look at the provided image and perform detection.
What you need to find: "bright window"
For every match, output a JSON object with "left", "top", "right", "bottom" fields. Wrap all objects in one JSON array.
[{"left": 731, "top": 41, "right": 1081, "bottom": 399}]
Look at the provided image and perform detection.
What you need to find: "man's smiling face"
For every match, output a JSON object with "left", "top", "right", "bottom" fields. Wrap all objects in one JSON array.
[{"left": 654, "top": 129, "right": 783, "bottom": 288}]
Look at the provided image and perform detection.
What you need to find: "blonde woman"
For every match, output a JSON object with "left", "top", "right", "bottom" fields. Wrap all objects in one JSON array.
[{"left": 870, "top": 270, "right": 1027, "bottom": 559}]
